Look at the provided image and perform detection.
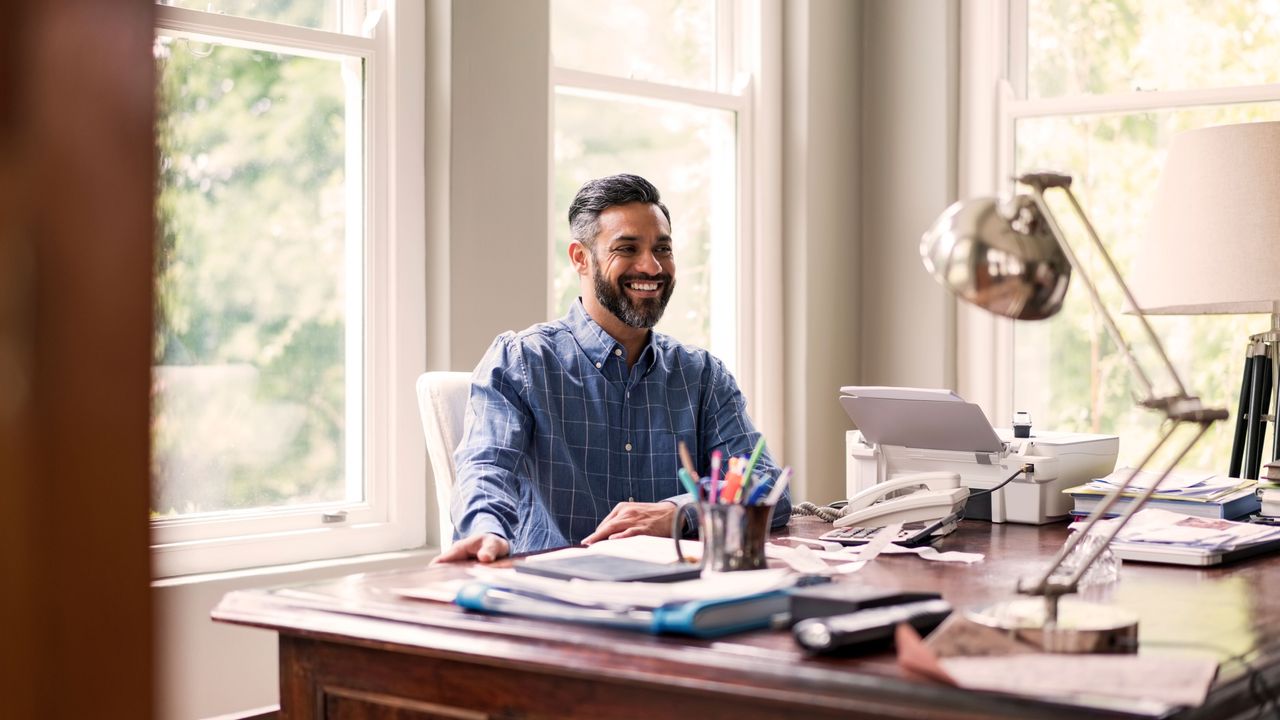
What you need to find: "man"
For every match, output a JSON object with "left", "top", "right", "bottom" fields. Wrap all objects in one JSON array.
[{"left": 434, "top": 173, "right": 789, "bottom": 563}]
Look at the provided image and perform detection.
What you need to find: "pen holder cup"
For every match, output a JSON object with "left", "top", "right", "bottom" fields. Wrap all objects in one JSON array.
[{"left": 672, "top": 502, "right": 773, "bottom": 572}]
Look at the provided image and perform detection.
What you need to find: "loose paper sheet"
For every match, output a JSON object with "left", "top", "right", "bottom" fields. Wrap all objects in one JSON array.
[
  {"left": 521, "top": 535, "right": 702, "bottom": 564},
  {"left": 939, "top": 653, "right": 1218, "bottom": 709}
]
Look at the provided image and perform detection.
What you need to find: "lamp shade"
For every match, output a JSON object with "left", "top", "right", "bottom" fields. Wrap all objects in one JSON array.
[{"left": 1135, "top": 121, "right": 1280, "bottom": 315}]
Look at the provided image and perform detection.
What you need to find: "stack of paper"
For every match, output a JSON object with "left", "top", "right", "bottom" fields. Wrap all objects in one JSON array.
[
  {"left": 1083, "top": 508, "right": 1280, "bottom": 564},
  {"left": 1111, "top": 509, "right": 1280, "bottom": 549},
  {"left": 1084, "top": 468, "right": 1239, "bottom": 497},
  {"left": 1065, "top": 468, "right": 1258, "bottom": 520}
]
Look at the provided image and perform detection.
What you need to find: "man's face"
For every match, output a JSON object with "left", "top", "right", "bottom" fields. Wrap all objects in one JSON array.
[{"left": 582, "top": 202, "right": 676, "bottom": 329}]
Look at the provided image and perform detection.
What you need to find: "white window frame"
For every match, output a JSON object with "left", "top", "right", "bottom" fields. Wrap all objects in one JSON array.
[
  {"left": 150, "top": 2, "right": 426, "bottom": 578},
  {"left": 546, "top": 0, "right": 784, "bottom": 443},
  {"left": 957, "top": 0, "right": 1280, "bottom": 428}
]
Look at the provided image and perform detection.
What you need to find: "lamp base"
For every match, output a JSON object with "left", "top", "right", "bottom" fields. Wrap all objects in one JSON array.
[{"left": 965, "top": 597, "right": 1138, "bottom": 654}]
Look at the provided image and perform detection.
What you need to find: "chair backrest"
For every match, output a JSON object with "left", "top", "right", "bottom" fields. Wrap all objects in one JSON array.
[{"left": 415, "top": 371, "right": 472, "bottom": 548}]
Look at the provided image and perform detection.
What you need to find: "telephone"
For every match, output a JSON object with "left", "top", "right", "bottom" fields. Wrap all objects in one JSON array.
[{"left": 831, "top": 471, "right": 968, "bottom": 528}]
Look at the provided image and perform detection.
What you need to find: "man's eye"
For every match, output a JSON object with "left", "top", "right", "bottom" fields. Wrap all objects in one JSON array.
[
  {"left": 614, "top": 246, "right": 635, "bottom": 255},
  {"left": 656, "top": 246, "right": 673, "bottom": 255}
]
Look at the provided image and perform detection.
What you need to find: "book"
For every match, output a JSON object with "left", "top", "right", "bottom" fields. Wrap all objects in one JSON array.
[
  {"left": 1263, "top": 461, "right": 1280, "bottom": 482},
  {"left": 454, "top": 582, "right": 791, "bottom": 638},
  {"left": 1067, "top": 485, "right": 1260, "bottom": 520},
  {"left": 1259, "top": 487, "right": 1280, "bottom": 518}
]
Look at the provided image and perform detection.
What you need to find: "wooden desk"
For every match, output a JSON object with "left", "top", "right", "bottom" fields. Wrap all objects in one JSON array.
[{"left": 214, "top": 518, "right": 1280, "bottom": 719}]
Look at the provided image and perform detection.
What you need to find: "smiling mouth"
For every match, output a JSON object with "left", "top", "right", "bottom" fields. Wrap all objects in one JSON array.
[{"left": 626, "top": 281, "right": 661, "bottom": 292}]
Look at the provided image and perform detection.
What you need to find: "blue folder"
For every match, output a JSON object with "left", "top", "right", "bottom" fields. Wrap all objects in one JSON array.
[{"left": 454, "top": 582, "right": 791, "bottom": 638}]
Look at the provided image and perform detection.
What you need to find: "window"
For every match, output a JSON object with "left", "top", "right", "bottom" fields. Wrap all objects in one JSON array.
[
  {"left": 550, "top": 0, "right": 758, "bottom": 374},
  {"left": 968, "top": 1, "right": 1280, "bottom": 472},
  {"left": 151, "top": 0, "right": 425, "bottom": 576}
]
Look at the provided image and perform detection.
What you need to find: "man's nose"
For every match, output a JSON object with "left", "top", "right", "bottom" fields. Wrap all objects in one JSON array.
[{"left": 634, "top": 249, "right": 662, "bottom": 275}]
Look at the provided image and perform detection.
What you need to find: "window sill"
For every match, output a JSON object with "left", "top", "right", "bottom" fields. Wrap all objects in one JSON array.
[{"left": 152, "top": 545, "right": 440, "bottom": 589}]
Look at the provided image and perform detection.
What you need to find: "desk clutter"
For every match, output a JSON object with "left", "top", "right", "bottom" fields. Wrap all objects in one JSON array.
[
  {"left": 1256, "top": 461, "right": 1280, "bottom": 521},
  {"left": 1064, "top": 466, "right": 1260, "bottom": 520}
]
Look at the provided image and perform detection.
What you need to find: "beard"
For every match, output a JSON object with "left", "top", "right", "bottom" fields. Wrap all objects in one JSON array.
[{"left": 592, "top": 263, "right": 675, "bottom": 329}]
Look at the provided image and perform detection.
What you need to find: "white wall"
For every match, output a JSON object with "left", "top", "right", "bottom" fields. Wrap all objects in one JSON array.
[
  {"left": 858, "top": 0, "right": 958, "bottom": 389},
  {"left": 444, "top": 0, "right": 551, "bottom": 371},
  {"left": 782, "top": 0, "right": 863, "bottom": 507}
]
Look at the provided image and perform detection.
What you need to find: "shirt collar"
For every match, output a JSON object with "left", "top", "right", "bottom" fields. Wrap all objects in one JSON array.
[{"left": 566, "top": 298, "right": 659, "bottom": 375}]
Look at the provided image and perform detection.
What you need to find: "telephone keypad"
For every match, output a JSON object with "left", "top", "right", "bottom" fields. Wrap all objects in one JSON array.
[{"left": 817, "top": 514, "right": 960, "bottom": 547}]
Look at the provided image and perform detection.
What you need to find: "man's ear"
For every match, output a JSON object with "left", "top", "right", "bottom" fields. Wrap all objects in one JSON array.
[{"left": 568, "top": 240, "right": 592, "bottom": 276}]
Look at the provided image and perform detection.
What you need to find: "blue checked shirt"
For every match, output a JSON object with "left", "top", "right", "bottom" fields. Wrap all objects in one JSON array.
[{"left": 452, "top": 299, "right": 790, "bottom": 554}]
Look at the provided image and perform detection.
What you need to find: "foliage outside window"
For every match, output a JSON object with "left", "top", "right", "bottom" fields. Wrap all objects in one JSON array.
[
  {"left": 1009, "top": 0, "right": 1280, "bottom": 472},
  {"left": 154, "top": 35, "right": 354, "bottom": 517},
  {"left": 150, "top": 0, "right": 425, "bottom": 576}
]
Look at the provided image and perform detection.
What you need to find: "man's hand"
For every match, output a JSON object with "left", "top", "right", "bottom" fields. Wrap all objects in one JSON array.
[
  {"left": 430, "top": 533, "right": 510, "bottom": 565},
  {"left": 582, "top": 501, "right": 677, "bottom": 545}
]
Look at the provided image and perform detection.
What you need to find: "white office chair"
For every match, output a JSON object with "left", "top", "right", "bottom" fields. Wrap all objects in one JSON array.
[{"left": 415, "top": 371, "right": 472, "bottom": 549}]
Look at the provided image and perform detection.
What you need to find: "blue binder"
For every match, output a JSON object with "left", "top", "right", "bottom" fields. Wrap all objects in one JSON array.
[{"left": 454, "top": 582, "right": 790, "bottom": 638}]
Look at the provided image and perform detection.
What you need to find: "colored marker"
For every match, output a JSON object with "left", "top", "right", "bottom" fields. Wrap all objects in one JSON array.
[
  {"left": 677, "top": 468, "right": 699, "bottom": 498},
  {"left": 740, "top": 436, "right": 767, "bottom": 491},
  {"left": 719, "top": 468, "right": 743, "bottom": 504}
]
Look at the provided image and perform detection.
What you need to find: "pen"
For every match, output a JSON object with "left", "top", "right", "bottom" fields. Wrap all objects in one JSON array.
[
  {"left": 677, "top": 441, "right": 700, "bottom": 481},
  {"left": 710, "top": 450, "right": 722, "bottom": 504},
  {"left": 738, "top": 471, "right": 757, "bottom": 504},
  {"left": 740, "top": 436, "right": 767, "bottom": 491},
  {"left": 763, "top": 467, "right": 792, "bottom": 506},
  {"left": 745, "top": 475, "right": 772, "bottom": 505}
]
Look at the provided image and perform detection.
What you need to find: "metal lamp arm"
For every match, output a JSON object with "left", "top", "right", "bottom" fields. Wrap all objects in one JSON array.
[{"left": 1014, "top": 174, "right": 1223, "bottom": 600}]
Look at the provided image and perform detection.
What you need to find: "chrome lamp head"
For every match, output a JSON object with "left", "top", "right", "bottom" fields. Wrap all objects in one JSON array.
[{"left": 921, "top": 194, "right": 1072, "bottom": 321}]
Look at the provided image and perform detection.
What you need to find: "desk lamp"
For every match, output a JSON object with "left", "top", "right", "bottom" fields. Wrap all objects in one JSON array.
[
  {"left": 920, "top": 171, "right": 1228, "bottom": 651},
  {"left": 1130, "top": 121, "right": 1280, "bottom": 481}
]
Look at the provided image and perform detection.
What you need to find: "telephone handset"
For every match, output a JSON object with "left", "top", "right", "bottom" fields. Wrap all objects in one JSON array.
[{"left": 831, "top": 471, "right": 969, "bottom": 528}]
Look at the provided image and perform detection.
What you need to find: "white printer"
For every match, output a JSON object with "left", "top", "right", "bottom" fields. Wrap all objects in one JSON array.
[{"left": 841, "top": 387, "right": 1118, "bottom": 524}]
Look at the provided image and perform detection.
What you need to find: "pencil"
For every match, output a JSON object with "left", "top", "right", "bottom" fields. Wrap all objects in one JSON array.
[{"left": 677, "top": 440, "right": 700, "bottom": 481}]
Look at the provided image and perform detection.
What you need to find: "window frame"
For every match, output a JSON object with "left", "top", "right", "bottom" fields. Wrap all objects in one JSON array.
[
  {"left": 150, "top": 2, "right": 426, "bottom": 578},
  {"left": 546, "top": 0, "right": 783, "bottom": 438},
  {"left": 957, "top": 0, "right": 1280, "bottom": 430}
]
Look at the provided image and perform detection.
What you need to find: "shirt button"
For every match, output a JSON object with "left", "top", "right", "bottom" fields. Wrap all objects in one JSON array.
[
  {"left": 625, "top": 442, "right": 633, "bottom": 451},
  {"left": 614, "top": 348, "right": 623, "bottom": 356},
  {"left": 625, "top": 391, "right": 630, "bottom": 399},
  {"left": 628, "top": 496, "right": 635, "bottom": 502},
  {"left": 595, "top": 362, "right": 602, "bottom": 369}
]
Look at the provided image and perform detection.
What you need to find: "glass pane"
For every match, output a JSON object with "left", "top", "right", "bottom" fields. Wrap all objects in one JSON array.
[
  {"left": 158, "top": 0, "right": 366, "bottom": 34},
  {"left": 153, "top": 35, "right": 359, "bottom": 517},
  {"left": 1026, "top": 0, "right": 1280, "bottom": 98},
  {"left": 1012, "top": 103, "right": 1280, "bottom": 473},
  {"left": 553, "top": 91, "right": 736, "bottom": 362},
  {"left": 552, "top": 0, "right": 718, "bottom": 90}
]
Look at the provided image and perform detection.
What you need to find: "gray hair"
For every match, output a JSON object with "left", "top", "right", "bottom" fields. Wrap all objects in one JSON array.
[{"left": 567, "top": 174, "right": 671, "bottom": 249}]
